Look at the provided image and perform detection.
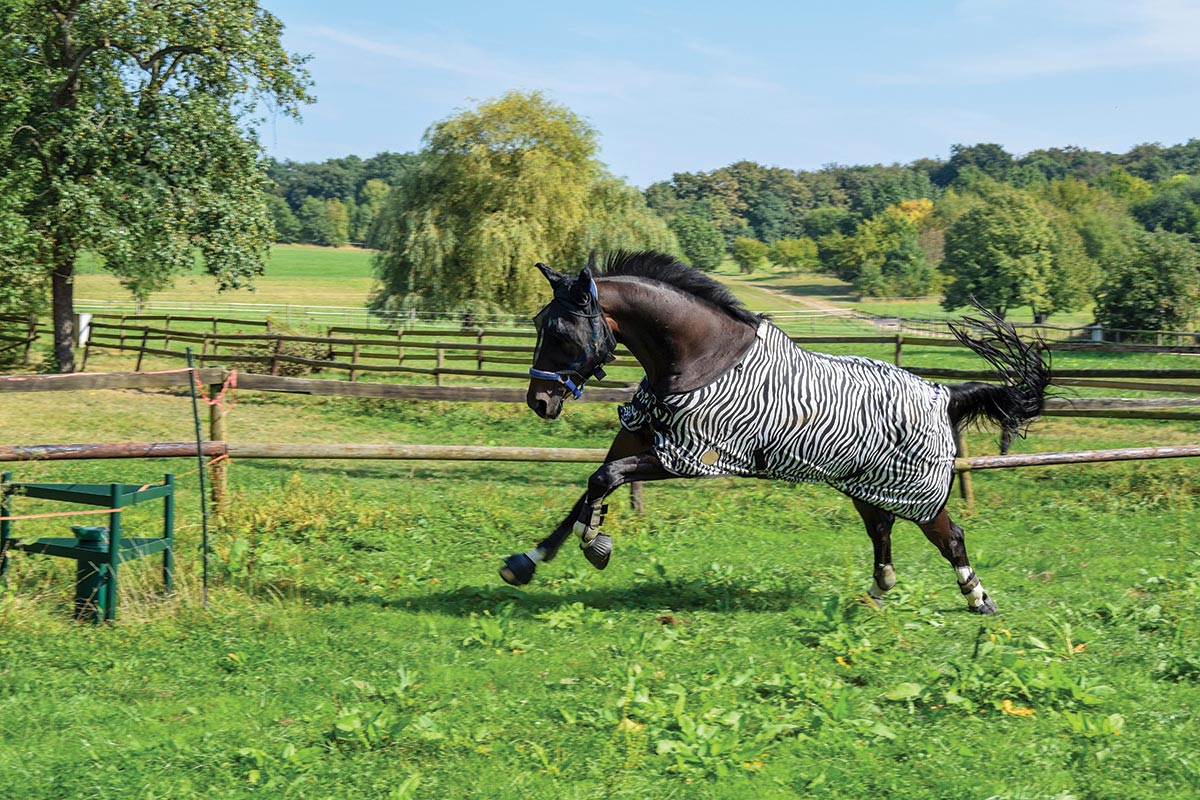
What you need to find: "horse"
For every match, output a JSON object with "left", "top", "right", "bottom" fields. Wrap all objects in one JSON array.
[{"left": 501, "top": 251, "right": 1051, "bottom": 614}]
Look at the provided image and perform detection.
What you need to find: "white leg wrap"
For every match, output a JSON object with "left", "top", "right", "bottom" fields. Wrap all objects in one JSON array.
[
  {"left": 573, "top": 501, "right": 606, "bottom": 545},
  {"left": 525, "top": 548, "right": 546, "bottom": 564},
  {"left": 956, "top": 566, "right": 986, "bottom": 608},
  {"left": 868, "top": 564, "right": 896, "bottom": 600}
]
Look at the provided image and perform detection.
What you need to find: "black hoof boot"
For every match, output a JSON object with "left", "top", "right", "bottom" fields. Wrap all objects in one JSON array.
[
  {"left": 968, "top": 594, "right": 998, "bottom": 615},
  {"left": 581, "top": 533, "right": 612, "bottom": 570},
  {"left": 499, "top": 553, "right": 537, "bottom": 586}
]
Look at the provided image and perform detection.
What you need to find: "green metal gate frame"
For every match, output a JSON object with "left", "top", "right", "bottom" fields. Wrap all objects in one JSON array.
[{"left": 0, "top": 473, "right": 174, "bottom": 623}]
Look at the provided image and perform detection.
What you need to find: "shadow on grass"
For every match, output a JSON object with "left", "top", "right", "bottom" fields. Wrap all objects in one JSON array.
[{"left": 287, "top": 579, "right": 811, "bottom": 616}]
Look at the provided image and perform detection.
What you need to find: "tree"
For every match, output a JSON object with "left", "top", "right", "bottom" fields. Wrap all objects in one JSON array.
[
  {"left": 297, "top": 197, "right": 334, "bottom": 246},
  {"left": 575, "top": 175, "right": 678, "bottom": 262},
  {"left": 324, "top": 199, "right": 351, "bottom": 248},
  {"left": 372, "top": 91, "right": 671, "bottom": 316},
  {"left": 266, "top": 195, "right": 302, "bottom": 243},
  {"left": 356, "top": 178, "right": 391, "bottom": 247},
  {"left": 1131, "top": 176, "right": 1200, "bottom": 236},
  {"left": 818, "top": 208, "right": 933, "bottom": 297},
  {"left": 670, "top": 214, "right": 726, "bottom": 270},
  {"left": 0, "top": 0, "right": 312, "bottom": 371},
  {"left": 933, "top": 143, "right": 1014, "bottom": 187},
  {"left": 1094, "top": 230, "right": 1200, "bottom": 336},
  {"left": 769, "top": 237, "right": 819, "bottom": 272},
  {"left": 729, "top": 237, "right": 769, "bottom": 273},
  {"left": 941, "top": 186, "right": 1056, "bottom": 319}
]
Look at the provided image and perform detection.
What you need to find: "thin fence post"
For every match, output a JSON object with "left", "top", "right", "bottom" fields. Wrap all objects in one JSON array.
[
  {"left": 894, "top": 332, "right": 903, "bottom": 366},
  {"left": 436, "top": 345, "right": 445, "bottom": 386},
  {"left": 477, "top": 330, "right": 485, "bottom": 372},
  {"left": 954, "top": 428, "right": 975, "bottom": 513},
  {"left": 397, "top": 330, "right": 404, "bottom": 366},
  {"left": 163, "top": 315, "right": 172, "bottom": 350},
  {"left": 350, "top": 343, "right": 361, "bottom": 382}
]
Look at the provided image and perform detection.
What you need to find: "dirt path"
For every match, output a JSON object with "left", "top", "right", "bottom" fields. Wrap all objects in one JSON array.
[{"left": 719, "top": 273, "right": 849, "bottom": 313}]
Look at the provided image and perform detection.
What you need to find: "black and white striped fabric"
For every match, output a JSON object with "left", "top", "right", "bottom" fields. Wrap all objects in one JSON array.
[{"left": 618, "top": 321, "right": 956, "bottom": 522}]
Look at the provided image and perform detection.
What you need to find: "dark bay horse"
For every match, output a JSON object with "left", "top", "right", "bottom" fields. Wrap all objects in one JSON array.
[{"left": 502, "top": 251, "right": 1051, "bottom": 614}]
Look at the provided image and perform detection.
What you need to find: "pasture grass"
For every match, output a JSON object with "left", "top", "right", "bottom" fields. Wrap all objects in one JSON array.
[
  {"left": 1, "top": 388, "right": 1198, "bottom": 799},
  {"left": 74, "top": 245, "right": 377, "bottom": 307}
]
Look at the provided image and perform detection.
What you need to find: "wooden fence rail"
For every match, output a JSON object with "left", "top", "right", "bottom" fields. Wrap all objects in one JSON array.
[
  {"left": 3, "top": 369, "right": 1200, "bottom": 415},
  {"left": 4, "top": 440, "right": 1200, "bottom": 468}
]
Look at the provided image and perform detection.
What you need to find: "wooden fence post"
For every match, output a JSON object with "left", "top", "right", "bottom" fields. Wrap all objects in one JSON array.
[
  {"left": 270, "top": 337, "right": 284, "bottom": 376},
  {"left": 350, "top": 343, "right": 361, "bottom": 382},
  {"left": 134, "top": 328, "right": 150, "bottom": 371},
  {"left": 23, "top": 314, "right": 36, "bottom": 361},
  {"left": 894, "top": 332, "right": 904, "bottom": 366},
  {"left": 436, "top": 346, "right": 445, "bottom": 386},
  {"left": 209, "top": 383, "right": 228, "bottom": 513},
  {"left": 954, "top": 428, "right": 975, "bottom": 513},
  {"left": 163, "top": 315, "right": 172, "bottom": 350},
  {"left": 477, "top": 330, "right": 485, "bottom": 372},
  {"left": 397, "top": 330, "right": 404, "bottom": 366},
  {"left": 629, "top": 482, "right": 644, "bottom": 514}
]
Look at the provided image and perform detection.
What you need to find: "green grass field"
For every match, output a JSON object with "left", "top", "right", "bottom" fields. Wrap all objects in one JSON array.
[
  {"left": 75, "top": 245, "right": 378, "bottom": 308},
  {"left": 1, "top": 384, "right": 1198, "bottom": 799}
]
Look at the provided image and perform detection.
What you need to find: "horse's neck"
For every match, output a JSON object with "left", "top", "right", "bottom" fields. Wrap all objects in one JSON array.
[{"left": 598, "top": 278, "right": 757, "bottom": 395}]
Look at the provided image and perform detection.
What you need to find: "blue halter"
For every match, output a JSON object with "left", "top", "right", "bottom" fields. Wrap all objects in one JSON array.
[{"left": 528, "top": 278, "right": 616, "bottom": 399}]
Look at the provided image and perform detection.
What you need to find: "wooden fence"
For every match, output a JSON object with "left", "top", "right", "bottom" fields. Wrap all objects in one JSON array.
[
  {"left": 0, "top": 313, "right": 40, "bottom": 363},
  {"left": 2, "top": 368, "right": 1199, "bottom": 514},
  {"left": 70, "top": 315, "right": 1200, "bottom": 394}
]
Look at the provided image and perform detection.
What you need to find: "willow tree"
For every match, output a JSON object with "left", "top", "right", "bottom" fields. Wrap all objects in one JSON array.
[
  {"left": 0, "top": 0, "right": 312, "bottom": 371},
  {"left": 372, "top": 91, "right": 676, "bottom": 317}
]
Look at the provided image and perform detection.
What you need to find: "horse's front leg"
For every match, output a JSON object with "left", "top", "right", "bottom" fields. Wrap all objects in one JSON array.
[{"left": 500, "top": 426, "right": 667, "bottom": 586}]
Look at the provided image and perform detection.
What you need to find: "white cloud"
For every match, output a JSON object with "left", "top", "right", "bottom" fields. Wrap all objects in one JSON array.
[{"left": 877, "top": 0, "right": 1200, "bottom": 85}]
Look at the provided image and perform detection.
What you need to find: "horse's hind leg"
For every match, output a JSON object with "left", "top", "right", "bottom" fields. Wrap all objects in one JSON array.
[
  {"left": 918, "top": 509, "right": 997, "bottom": 614},
  {"left": 853, "top": 499, "right": 897, "bottom": 607}
]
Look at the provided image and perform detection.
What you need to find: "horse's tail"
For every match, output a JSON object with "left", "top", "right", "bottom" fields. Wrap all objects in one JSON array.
[{"left": 946, "top": 303, "right": 1052, "bottom": 454}]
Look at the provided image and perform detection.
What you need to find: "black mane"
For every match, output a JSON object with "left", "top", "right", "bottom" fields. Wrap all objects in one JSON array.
[{"left": 596, "top": 250, "right": 760, "bottom": 327}]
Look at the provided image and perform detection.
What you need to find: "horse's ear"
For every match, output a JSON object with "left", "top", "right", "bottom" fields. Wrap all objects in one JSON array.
[
  {"left": 574, "top": 267, "right": 596, "bottom": 305},
  {"left": 535, "top": 262, "right": 565, "bottom": 288}
]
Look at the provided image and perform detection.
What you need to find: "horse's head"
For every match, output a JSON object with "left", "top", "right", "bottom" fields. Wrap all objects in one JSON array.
[{"left": 526, "top": 258, "right": 616, "bottom": 420}]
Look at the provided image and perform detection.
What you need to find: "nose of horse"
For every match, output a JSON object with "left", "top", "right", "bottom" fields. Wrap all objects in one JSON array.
[{"left": 527, "top": 386, "right": 561, "bottom": 419}]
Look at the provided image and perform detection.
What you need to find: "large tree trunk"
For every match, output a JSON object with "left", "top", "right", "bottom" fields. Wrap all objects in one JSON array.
[{"left": 51, "top": 262, "right": 76, "bottom": 373}]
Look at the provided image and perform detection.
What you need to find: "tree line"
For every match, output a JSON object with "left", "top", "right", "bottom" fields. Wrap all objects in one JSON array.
[
  {"left": 277, "top": 132, "right": 1200, "bottom": 334},
  {"left": 641, "top": 143, "right": 1200, "bottom": 329}
]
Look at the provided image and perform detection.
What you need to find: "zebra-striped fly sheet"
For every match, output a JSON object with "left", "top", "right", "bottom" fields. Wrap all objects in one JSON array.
[{"left": 618, "top": 321, "right": 955, "bottom": 523}]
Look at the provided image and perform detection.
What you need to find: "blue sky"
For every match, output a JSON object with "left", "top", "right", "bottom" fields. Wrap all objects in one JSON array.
[{"left": 258, "top": 0, "right": 1200, "bottom": 186}]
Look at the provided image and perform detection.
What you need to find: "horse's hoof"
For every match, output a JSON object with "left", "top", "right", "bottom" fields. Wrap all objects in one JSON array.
[
  {"left": 969, "top": 595, "right": 998, "bottom": 615},
  {"left": 582, "top": 533, "right": 612, "bottom": 570},
  {"left": 500, "top": 553, "right": 537, "bottom": 586}
]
